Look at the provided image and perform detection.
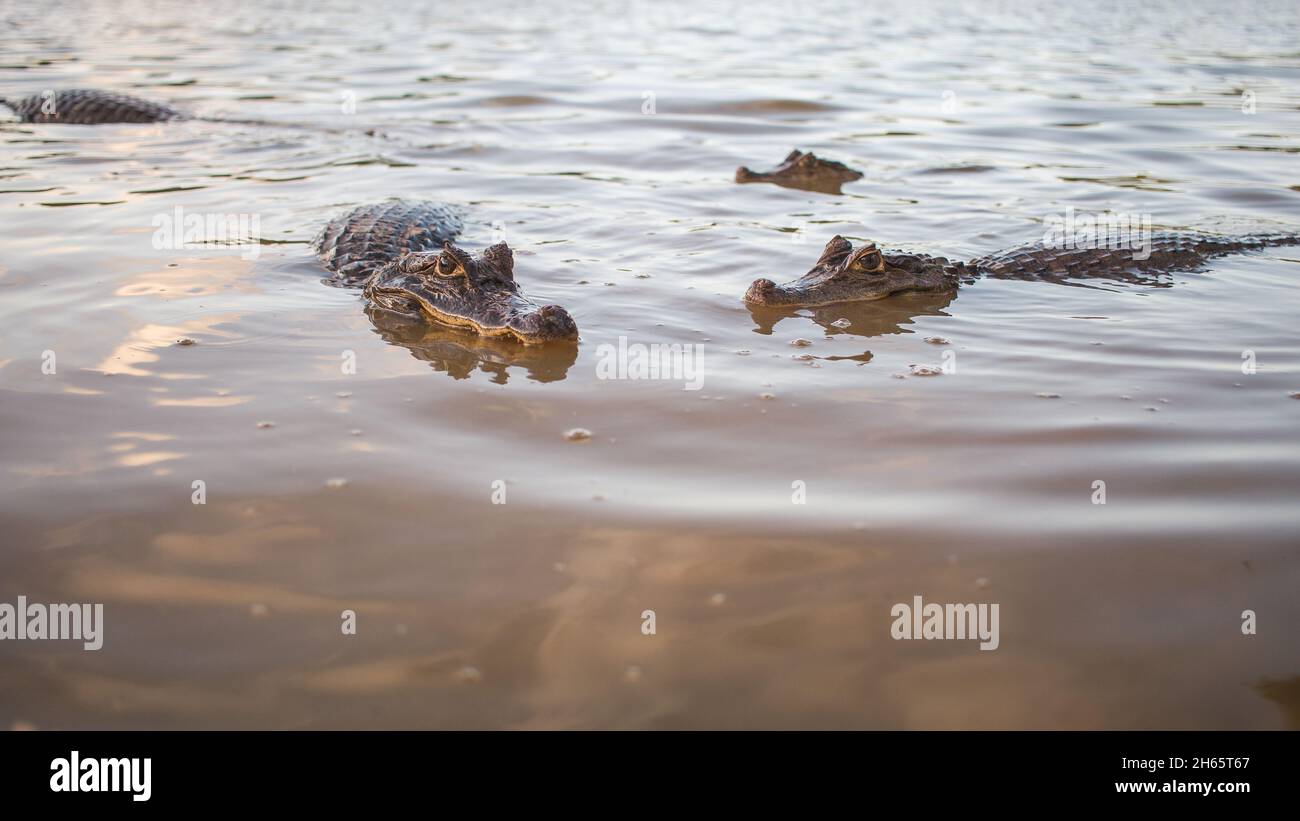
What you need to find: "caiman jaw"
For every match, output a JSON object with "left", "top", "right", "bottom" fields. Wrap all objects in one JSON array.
[
  {"left": 744, "top": 277, "right": 806, "bottom": 306},
  {"left": 744, "top": 277, "right": 893, "bottom": 307},
  {"left": 380, "top": 287, "right": 577, "bottom": 344}
]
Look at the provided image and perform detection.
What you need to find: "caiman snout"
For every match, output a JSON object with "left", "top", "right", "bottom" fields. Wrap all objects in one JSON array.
[
  {"left": 510, "top": 304, "right": 578, "bottom": 343},
  {"left": 745, "top": 278, "right": 781, "bottom": 305}
]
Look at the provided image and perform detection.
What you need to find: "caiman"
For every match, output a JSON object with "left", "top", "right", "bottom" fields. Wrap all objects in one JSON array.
[
  {"left": 745, "top": 232, "right": 1300, "bottom": 307},
  {"left": 735, "top": 149, "right": 863, "bottom": 194},
  {"left": 0, "top": 88, "right": 362, "bottom": 132},
  {"left": 1, "top": 89, "right": 182, "bottom": 124},
  {"left": 316, "top": 200, "right": 578, "bottom": 344}
]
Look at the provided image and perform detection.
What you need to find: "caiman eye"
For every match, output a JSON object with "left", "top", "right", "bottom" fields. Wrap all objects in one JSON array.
[
  {"left": 853, "top": 249, "right": 884, "bottom": 272},
  {"left": 434, "top": 252, "right": 462, "bottom": 276}
]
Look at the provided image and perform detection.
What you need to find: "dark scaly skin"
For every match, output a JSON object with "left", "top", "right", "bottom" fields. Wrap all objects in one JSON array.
[
  {"left": 317, "top": 200, "right": 464, "bottom": 282},
  {"left": 970, "top": 232, "right": 1300, "bottom": 280},
  {"left": 316, "top": 201, "right": 578, "bottom": 345},
  {"left": 1, "top": 89, "right": 182, "bottom": 124},
  {"left": 736, "top": 149, "right": 863, "bottom": 195},
  {"left": 746, "top": 232, "right": 1300, "bottom": 308},
  {"left": 3, "top": 87, "right": 383, "bottom": 133}
]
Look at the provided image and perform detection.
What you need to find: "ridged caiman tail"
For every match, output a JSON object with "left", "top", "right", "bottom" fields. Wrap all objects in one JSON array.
[
  {"left": 968, "top": 231, "right": 1300, "bottom": 281},
  {"left": 2, "top": 89, "right": 182, "bottom": 124}
]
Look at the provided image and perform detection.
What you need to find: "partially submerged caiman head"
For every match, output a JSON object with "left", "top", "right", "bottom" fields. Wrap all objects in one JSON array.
[
  {"left": 363, "top": 241, "right": 578, "bottom": 344},
  {"left": 735, "top": 149, "right": 864, "bottom": 194},
  {"left": 745, "top": 236, "right": 961, "bottom": 307}
]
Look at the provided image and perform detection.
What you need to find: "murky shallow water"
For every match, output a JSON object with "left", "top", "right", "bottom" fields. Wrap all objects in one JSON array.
[{"left": 1, "top": 0, "right": 1298, "bottom": 728}]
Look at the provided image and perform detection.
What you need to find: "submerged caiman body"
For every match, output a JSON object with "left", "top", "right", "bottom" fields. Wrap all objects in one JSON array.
[
  {"left": 0, "top": 89, "right": 182, "bottom": 124},
  {"left": 316, "top": 200, "right": 578, "bottom": 344},
  {"left": 746, "top": 231, "right": 1300, "bottom": 307}
]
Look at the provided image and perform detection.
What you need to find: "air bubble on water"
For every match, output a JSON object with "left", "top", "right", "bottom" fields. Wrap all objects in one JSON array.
[
  {"left": 336, "top": 391, "right": 352, "bottom": 398},
  {"left": 792, "top": 353, "right": 814, "bottom": 361},
  {"left": 910, "top": 364, "right": 942, "bottom": 376},
  {"left": 456, "top": 666, "right": 482, "bottom": 683},
  {"left": 564, "top": 428, "right": 593, "bottom": 441},
  {"left": 256, "top": 421, "right": 275, "bottom": 429},
  {"left": 709, "top": 592, "right": 727, "bottom": 607},
  {"left": 175, "top": 337, "right": 197, "bottom": 346},
  {"left": 790, "top": 338, "right": 813, "bottom": 347},
  {"left": 974, "top": 577, "right": 990, "bottom": 589},
  {"left": 349, "top": 429, "right": 363, "bottom": 436},
  {"left": 924, "top": 336, "right": 950, "bottom": 345},
  {"left": 831, "top": 318, "right": 851, "bottom": 328},
  {"left": 249, "top": 603, "right": 270, "bottom": 618},
  {"left": 759, "top": 392, "right": 775, "bottom": 400},
  {"left": 325, "top": 477, "right": 349, "bottom": 489},
  {"left": 736, "top": 349, "right": 751, "bottom": 356},
  {"left": 1036, "top": 392, "right": 1061, "bottom": 399}
]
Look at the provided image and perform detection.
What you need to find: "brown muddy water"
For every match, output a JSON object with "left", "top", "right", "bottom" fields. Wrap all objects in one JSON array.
[{"left": 1, "top": 0, "right": 1299, "bottom": 729}]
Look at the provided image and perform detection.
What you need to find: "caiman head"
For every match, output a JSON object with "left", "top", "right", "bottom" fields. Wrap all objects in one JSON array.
[
  {"left": 745, "top": 236, "right": 961, "bottom": 307},
  {"left": 363, "top": 241, "right": 578, "bottom": 344},
  {"left": 735, "top": 149, "right": 863, "bottom": 194}
]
